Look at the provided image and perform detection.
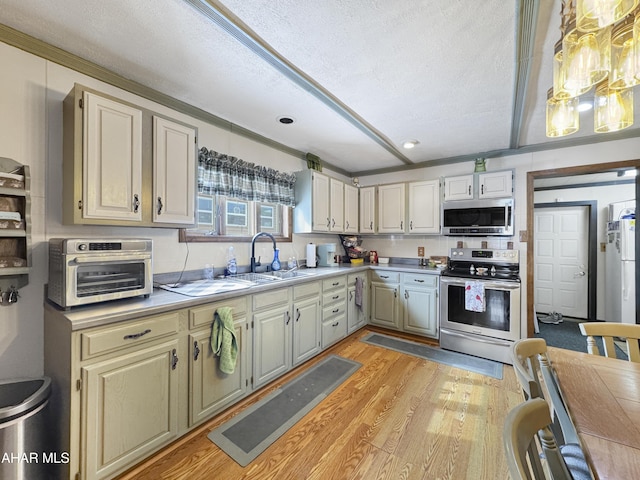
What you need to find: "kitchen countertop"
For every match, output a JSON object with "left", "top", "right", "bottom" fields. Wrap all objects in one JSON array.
[{"left": 45, "top": 263, "right": 442, "bottom": 330}]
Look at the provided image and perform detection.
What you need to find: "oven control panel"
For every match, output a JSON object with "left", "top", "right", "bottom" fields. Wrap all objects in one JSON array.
[{"left": 449, "top": 248, "right": 519, "bottom": 263}]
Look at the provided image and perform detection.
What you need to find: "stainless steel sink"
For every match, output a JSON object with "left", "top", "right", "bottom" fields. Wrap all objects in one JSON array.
[{"left": 228, "top": 272, "right": 282, "bottom": 284}]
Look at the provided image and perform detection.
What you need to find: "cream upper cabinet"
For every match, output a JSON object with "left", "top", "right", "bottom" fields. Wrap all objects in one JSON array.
[
  {"left": 478, "top": 170, "right": 513, "bottom": 198},
  {"left": 377, "top": 183, "right": 406, "bottom": 233},
  {"left": 152, "top": 116, "right": 196, "bottom": 225},
  {"left": 408, "top": 180, "right": 440, "bottom": 234},
  {"left": 63, "top": 84, "right": 198, "bottom": 227},
  {"left": 82, "top": 90, "right": 143, "bottom": 221},
  {"left": 359, "top": 186, "right": 376, "bottom": 233},
  {"left": 329, "top": 177, "right": 344, "bottom": 232},
  {"left": 343, "top": 183, "right": 359, "bottom": 233},
  {"left": 443, "top": 174, "right": 473, "bottom": 201}
]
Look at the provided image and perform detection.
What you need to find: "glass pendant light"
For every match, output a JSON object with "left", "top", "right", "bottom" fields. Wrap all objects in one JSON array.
[
  {"left": 594, "top": 80, "right": 634, "bottom": 131},
  {"left": 610, "top": 15, "right": 640, "bottom": 88},
  {"left": 563, "top": 20, "right": 602, "bottom": 91},
  {"left": 554, "top": 41, "right": 593, "bottom": 97},
  {"left": 577, "top": 0, "right": 638, "bottom": 32},
  {"left": 546, "top": 88, "right": 580, "bottom": 137}
]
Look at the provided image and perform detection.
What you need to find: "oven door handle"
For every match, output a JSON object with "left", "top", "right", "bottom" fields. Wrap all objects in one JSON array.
[
  {"left": 70, "top": 254, "right": 151, "bottom": 264},
  {"left": 441, "top": 277, "right": 520, "bottom": 290}
]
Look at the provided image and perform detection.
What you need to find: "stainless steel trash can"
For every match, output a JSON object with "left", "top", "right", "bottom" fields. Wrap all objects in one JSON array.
[{"left": 0, "top": 377, "right": 51, "bottom": 480}]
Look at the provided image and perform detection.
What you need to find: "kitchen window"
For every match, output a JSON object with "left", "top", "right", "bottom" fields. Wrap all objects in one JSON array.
[{"left": 181, "top": 147, "right": 295, "bottom": 243}]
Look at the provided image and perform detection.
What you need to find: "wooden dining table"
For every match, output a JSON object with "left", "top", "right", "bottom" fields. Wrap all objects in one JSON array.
[{"left": 548, "top": 347, "right": 640, "bottom": 480}]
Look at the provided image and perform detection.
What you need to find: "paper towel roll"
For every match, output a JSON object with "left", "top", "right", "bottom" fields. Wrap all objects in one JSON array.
[{"left": 306, "top": 243, "right": 317, "bottom": 267}]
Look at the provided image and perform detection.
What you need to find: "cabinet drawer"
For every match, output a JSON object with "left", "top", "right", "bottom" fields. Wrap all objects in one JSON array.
[
  {"left": 293, "top": 281, "right": 321, "bottom": 301},
  {"left": 322, "top": 289, "right": 347, "bottom": 306},
  {"left": 323, "top": 302, "right": 347, "bottom": 321},
  {"left": 403, "top": 273, "right": 438, "bottom": 288},
  {"left": 81, "top": 312, "right": 180, "bottom": 360},
  {"left": 322, "top": 314, "right": 347, "bottom": 348},
  {"left": 371, "top": 270, "right": 400, "bottom": 283},
  {"left": 189, "top": 296, "right": 247, "bottom": 329},
  {"left": 252, "top": 287, "right": 290, "bottom": 311},
  {"left": 322, "top": 276, "right": 347, "bottom": 291}
]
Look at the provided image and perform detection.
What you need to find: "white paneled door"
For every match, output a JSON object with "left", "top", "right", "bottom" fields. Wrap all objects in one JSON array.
[{"left": 534, "top": 206, "right": 589, "bottom": 319}]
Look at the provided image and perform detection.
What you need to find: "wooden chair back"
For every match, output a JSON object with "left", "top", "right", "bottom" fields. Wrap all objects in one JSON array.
[
  {"left": 578, "top": 322, "right": 640, "bottom": 362},
  {"left": 503, "top": 398, "right": 572, "bottom": 480}
]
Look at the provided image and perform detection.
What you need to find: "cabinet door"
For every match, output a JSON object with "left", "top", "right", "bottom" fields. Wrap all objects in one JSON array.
[
  {"left": 443, "top": 174, "right": 473, "bottom": 201},
  {"left": 253, "top": 304, "right": 292, "bottom": 388},
  {"left": 408, "top": 180, "right": 440, "bottom": 234},
  {"left": 377, "top": 183, "right": 406, "bottom": 233},
  {"left": 293, "top": 297, "right": 321, "bottom": 366},
  {"left": 478, "top": 170, "right": 513, "bottom": 198},
  {"left": 152, "top": 116, "right": 196, "bottom": 225},
  {"left": 189, "top": 317, "right": 249, "bottom": 426},
  {"left": 359, "top": 186, "right": 376, "bottom": 233},
  {"left": 82, "top": 91, "right": 143, "bottom": 221},
  {"left": 344, "top": 183, "right": 359, "bottom": 233},
  {"left": 370, "top": 281, "right": 400, "bottom": 329},
  {"left": 81, "top": 340, "right": 179, "bottom": 480},
  {"left": 329, "top": 178, "right": 344, "bottom": 232},
  {"left": 311, "top": 172, "right": 330, "bottom": 232},
  {"left": 402, "top": 285, "right": 438, "bottom": 338}
]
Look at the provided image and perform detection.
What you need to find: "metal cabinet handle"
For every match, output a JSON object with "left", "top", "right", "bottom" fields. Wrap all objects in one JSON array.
[
  {"left": 481, "top": 185, "right": 484, "bottom": 195},
  {"left": 349, "top": 291, "right": 354, "bottom": 301},
  {"left": 332, "top": 218, "right": 336, "bottom": 228},
  {"left": 400, "top": 220, "right": 403, "bottom": 230},
  {"left": 157, "top": 196, "right": 163, "bottom": 215},
  {"left": 404, "top": 290, "right": 409, "bottom": 299},
  {"left": 414, "top": 279, "right": 425, "bottom": 283},
  {"left": 171, "top": 349, "right": 178, "bottom": 370},
  {"left": 332, "top": 295, "right": 339, "bottom": 300},
  {"left": 285, "top": 311, "right": 291, "bottom": 325},
  {"left": 468, "top": 185, "right": 471, "bottom": 195},
  {"left": 327, "top": 217, "right": 331, "bottom": 227},
  {"left": 193, "top": 341, "right": 200, "bottom": 361},
  {"left": 370, "top": 221, "right": 373, "bottom": 230},
  {"left": 410, "top": 220, "right": 413, "bottom": 230},
  {"left": 332, "top": 321, "right": 339, "bottom": 327},
  {"left": 380, "top": 275, "right": 389, "bottom": 279},
  {"left": 123, "top": 328, "right": 151, "bottom": 340},
  {"left": 346, "top": 221, "right": 349, "bottom": 229},
  {"left": 296, "top": 308, "right": 301, "bottom": 322},
  {"left": 133, "top": 194, "right": 140, "bottom": 213},
  {"left": 332, "top": 282, "right": 340, "bottom": 286},
  {"left": 394, "top": 289, "right": 397, "bottom": 298},
  {"left": 332, "top": 308, "right": 339, "bottom": 313}
]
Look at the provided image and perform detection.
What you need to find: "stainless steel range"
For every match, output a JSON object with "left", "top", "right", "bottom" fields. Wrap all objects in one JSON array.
[{"left": 439, "top": 248, "right": 521, "bottom": 364}]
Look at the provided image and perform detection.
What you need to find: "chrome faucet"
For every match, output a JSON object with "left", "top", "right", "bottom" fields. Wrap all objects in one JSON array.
[{"left": 250, "top": 232, "right": 276, "bottom": 272}]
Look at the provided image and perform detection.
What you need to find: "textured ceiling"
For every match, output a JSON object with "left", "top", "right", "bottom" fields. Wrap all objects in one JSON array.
[{"left": 1, "top": 0, "right": 638, "bottom": 175}]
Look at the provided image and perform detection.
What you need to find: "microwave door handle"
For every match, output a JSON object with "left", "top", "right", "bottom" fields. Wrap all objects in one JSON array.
[{"left": 71, "top": 254, "right": 151, "bottom": 264}]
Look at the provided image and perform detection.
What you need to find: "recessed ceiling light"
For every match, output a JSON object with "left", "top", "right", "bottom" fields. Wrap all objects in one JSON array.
[
  {"left": 277, "top": 116, "right": 295, "bottom": 124},
  {"left": 403, "top": 140, "right": 419, "bottom": 149}
]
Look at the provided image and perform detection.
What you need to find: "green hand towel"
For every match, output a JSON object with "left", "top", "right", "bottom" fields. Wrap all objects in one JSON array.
[{"left": 210, "top": 306, "right": 238, "bottom": 374}]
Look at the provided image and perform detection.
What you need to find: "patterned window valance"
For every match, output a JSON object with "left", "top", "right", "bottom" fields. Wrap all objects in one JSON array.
[{"left": 197, "top": 147, "right": 296, "bottom": 207}]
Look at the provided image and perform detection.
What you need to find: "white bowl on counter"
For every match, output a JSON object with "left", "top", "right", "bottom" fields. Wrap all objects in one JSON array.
[{"left": 378, "top": 257, "right": 389, "bottom": 264}]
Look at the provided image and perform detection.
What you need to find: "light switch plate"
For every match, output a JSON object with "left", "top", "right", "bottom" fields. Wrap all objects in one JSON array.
[{"left": 418, "top": 246, "right": 425, "bottom": 257}]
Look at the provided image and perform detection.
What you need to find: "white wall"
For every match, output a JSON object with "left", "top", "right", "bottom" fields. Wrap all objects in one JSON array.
[{"left": 1, "top": 40, "right": 640, "bottom": 379}]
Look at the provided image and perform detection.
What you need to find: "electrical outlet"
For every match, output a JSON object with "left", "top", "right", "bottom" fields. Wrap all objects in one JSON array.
[{"left": 418, "top": 246, "right": 425, "bottom": 257}]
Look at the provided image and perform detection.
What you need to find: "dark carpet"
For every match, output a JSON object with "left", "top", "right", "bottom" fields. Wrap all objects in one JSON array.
[{"left": 535, "top": 318, "right": 628, "bottom": 360}]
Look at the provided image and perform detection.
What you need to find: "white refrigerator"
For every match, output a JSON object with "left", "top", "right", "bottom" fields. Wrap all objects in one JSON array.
[{"left": 605, "top": 214, "right": 636, "bottom": 324}]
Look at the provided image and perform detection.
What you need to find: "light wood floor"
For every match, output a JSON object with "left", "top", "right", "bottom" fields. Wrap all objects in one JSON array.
[{"left": 117, "top": 328, "right": 522, "bottom": 480}]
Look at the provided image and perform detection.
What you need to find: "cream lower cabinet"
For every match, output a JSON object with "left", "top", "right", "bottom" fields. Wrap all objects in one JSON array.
[
  {"left": 292, "top": 282, "right": 322, "bottom": 366},
  {"left": 347, "top": 272, "right": 368, "bottom": 333},
  {"left": 401, "top": 273, "right": 439, "bottom": 338},
  {"left": 188, "top": 296, "right": 250, "bottom": 426},
  {"left": 321, "top": 276, "right": 348, "bottom": 348},
  {"left": 370, "top": 271, "right": 401, "bottom": 329},
  {"left": 252, "top": 288, "right": 292, "bottom": 389},
  {"left": 81, "top": 340, "right": 181, "bottom": 480},
  {"left": 370, "top": 270, "right": 439, "bottom": 339}
]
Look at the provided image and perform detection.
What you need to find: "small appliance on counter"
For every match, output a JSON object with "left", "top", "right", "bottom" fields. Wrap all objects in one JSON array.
[
  {"left": 47, "top": 238, "right": 153, "bottom": 309},
  {"left": 306, "top": 242, "right": 317, "bottom": 267},
  {"left": 317, "top": 243, "right": 337, "bottom": 267}
]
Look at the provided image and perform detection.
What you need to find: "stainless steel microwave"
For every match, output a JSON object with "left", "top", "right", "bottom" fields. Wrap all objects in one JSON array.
[{"left": 441, "top": 198, "right": 514, "bottom": 236}]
